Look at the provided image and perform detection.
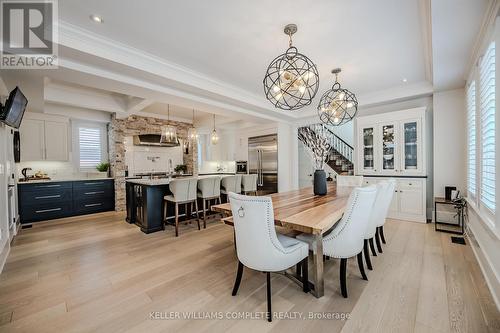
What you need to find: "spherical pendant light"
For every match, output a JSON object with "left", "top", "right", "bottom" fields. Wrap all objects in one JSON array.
[
  {"left": 263, "top": 24, "right": 319, "bottom": 111},
  {"left": 317, "top": 68, "right": 358, "bottom": 126}
]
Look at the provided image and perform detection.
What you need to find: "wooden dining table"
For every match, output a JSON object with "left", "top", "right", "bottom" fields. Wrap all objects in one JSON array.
[{"left": 212, "top": 182, "right": 353, "bottom": 298}]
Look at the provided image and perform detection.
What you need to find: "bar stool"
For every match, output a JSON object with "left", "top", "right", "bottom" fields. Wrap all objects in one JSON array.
[
  {"left": 241, "top": 174, "right": 258, "bottom": 195},
  {"left": 164, "top": 178, "right": 199, "bottom": 237},
  {"left": 197, "top": 176, "right": 222, "bottom": 228},
  {"left": 221, "top": 175, "right": 242, "bottom": 202}
]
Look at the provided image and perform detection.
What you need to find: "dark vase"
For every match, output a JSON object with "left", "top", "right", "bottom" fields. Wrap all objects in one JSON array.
[{"left": 313, "top": 169, "right": 327, "bottom": 195}]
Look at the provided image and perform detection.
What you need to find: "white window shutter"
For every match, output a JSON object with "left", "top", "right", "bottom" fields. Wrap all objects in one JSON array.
[
  {"left": 467, "top": 81, "right": 476, "bottom": 199},
  {"left": 479, "top": 42, "right": 496, "bottom": 212},
  {"left": 79, "top": 127, "right": 102, "bottom": 169}
]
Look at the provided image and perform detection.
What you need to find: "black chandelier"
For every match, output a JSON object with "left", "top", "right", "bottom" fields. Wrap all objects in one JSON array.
[
  {"left": 317, "top": 68, "right": 358, "bottom": 126},
  {"left": 263, "top": 24, "right": 319, "bottom": 111}
]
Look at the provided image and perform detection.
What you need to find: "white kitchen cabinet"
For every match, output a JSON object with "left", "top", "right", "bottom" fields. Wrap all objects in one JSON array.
[
  {"left": 44, "top": 121, "right": 68, "bottom": 161},
  {"left": 362, "top": 177, "right": 427, "bottom": 223},
  {"left": 20, "top": 119, "right": 45, "bottom": 161},
  {"left": 20, "top": 118, "right": 69, "bottom": 162},
  {"left": 355, "top": 107, "right": 426, "bottom": 177}
]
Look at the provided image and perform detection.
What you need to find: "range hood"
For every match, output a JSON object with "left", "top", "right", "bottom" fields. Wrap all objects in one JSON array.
[{"left": 133, "top": 134, "right": 180, "bottom": 147}]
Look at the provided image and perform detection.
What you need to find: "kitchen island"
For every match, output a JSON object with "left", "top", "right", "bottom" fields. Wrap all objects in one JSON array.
[{"left": 126, "top": 176, "right": 222, "bottom": 234}]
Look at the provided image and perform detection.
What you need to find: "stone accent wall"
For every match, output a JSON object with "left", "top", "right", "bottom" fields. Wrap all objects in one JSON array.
[{"left": 109, "top": 114, "right": 197, "bottom": 211}]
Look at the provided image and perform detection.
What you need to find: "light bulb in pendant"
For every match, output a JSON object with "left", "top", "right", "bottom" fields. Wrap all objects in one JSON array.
[{"left": 273, "top": 85, "right": 280, "bottom": 93}]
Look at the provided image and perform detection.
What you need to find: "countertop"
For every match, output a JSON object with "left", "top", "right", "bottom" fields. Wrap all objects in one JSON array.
[
  {"left": 126, "top": 175, "right": 222, "bottom": 186},
  {"left": 17, "top": 177, "right": 114, "bottom": 185}
]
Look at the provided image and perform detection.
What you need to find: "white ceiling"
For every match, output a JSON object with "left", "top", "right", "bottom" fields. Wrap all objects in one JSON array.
[
  {"left": 59, "top": 0, "right": 428, "bottom": 98},
  {"left": 431, "top": 0, "right": 490, "bottom": 90}
]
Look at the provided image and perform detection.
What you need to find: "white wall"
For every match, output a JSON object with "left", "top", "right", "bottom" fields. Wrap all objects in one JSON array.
[{"left": 433, "top": 88, "right": 466, "bottom": 196}]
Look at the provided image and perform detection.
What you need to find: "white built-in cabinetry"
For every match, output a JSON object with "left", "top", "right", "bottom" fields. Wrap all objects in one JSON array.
[
  {"left": 19, "top": 114, "right": 69, "bottom": 162},
  {"left": 355, "top": 107, "right": 429, "bottom": 223}
]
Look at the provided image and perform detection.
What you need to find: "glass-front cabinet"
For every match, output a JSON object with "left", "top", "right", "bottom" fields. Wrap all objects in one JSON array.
[
  {"left": 400, "top": 119, "right": 422, "bottom": 174},
  {"left": 361, "top": 127, "right": 375, "bottom": 173},
  {"left": 356, "top": 108, "right": 426, "bottom": 176}
]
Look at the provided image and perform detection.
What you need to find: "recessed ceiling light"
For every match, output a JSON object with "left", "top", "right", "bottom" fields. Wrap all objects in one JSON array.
[
  {"left": 90, "top": 15, "right": 103, "bottom": 23},
  {"left": 402, "top": 78, "right": 408, "bottom": 83}
]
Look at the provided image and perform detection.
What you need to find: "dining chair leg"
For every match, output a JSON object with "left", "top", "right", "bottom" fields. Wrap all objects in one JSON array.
[
  {"left": 195, "top": 200, "right": 200, "bottom": 230},
  {"left": 369, "top": 237, "right": 377, "bottom": 256},
  {"left": 296, "top": 263, "right": 301, "bottom": 277},
  {"left": 363, "top": 239, "right": 373, "bottom": 270},
  {"left": 231, "top": 261, "right": 244, "bottom": 296},
  {"left": 380, "top": 226, "right": 386, "bottom": 244},
  {"left": 302, "top": 257, "right": 310, "bottom": 293},
  {"left": 202, "top": 199, "right": 207, "bottom": 229},
  {"left": 266, "top": 272, "right": 272, "bottom": 322},
  {"left": 340, "top": 258, "right": 348, "bottom": 298},
  {"left": 357, "top": 252, "right": 368, "bottom": 280},
  {"left": 375, "top": 228, "right": 383, "bottom": 253},
  {"left": 174, "top": 203, "right": 179, "bottom": 237}
]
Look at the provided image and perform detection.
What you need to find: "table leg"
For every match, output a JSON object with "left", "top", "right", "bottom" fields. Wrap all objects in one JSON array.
[{"left": 312, "top": 233, "right": 324, "bottom": 298}]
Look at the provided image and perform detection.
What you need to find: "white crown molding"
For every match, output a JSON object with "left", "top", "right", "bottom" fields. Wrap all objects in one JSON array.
[
  {"left": 465, "top": 0, "right": 500, "bottom": 78},
  {"left": 56, "top": 21, "right": 289, "bottom": 119}
]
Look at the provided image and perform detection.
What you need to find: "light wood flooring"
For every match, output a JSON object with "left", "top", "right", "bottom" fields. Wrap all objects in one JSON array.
[{"left": 0, "top": 212, "right": 498, "bottom": 333}]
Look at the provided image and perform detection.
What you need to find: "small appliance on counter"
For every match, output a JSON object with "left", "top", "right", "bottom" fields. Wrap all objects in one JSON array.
[
  {"left": 236, "top": 161, "right": 248, "bottom": 174},
  {"left": 18, "top": 167, "right": 51, "bottom": 182}
]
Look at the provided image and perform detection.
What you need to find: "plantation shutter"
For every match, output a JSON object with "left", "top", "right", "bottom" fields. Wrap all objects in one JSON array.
[
  {"left": 79, "top": 127, "right": 102, "bottom": 169},
  {"left": 467, "top": 81, "right": 476, "bottom": 198}
]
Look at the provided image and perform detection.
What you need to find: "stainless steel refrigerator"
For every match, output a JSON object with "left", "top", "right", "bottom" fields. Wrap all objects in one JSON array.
[{"left": 248, "top": 134, "right": 278, "bottom": 195}]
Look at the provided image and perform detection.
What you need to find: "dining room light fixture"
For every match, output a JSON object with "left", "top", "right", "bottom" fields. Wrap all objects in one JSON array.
[
  {"left": 160, "top": 104, "right": 178, "bottom": 144},
  {"left": 211, "top": 114, "right": 219, "bottom": 145},
  {"left": 317, "top": 68, "right": 358, "bottom": 126},
  {"left": 263, "top": 24, "right": 319, "bottom": 110}
]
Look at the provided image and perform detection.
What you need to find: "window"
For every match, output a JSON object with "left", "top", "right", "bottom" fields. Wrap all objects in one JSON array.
[
  {"left": 467, "top": 81, "right": 476, "bottom": 198},
  {"left": 479, "top": 42, "right": 496, "bottom": 213},
  {"left": 73, "top": 122, "right": 108, "bottom": 171}
]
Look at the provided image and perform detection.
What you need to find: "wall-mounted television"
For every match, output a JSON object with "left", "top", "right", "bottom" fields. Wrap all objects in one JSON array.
[{"left": 0, "top": 87, "right": 28, "bottom": 129}]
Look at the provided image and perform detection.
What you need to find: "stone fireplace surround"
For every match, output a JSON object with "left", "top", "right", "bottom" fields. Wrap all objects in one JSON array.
[{"left": 109, "top": 114, "right": 197, "bottom": 211}]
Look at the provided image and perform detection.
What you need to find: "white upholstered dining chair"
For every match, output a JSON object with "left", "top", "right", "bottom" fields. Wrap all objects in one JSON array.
[
  {"left": 164, "top": 178, "right": 199, "bottom": 237},
  {"left": 362, "top": 181, "right": 389, "bottom": 270},
  {"left": 297, "top": 185, "right": 378, "bottom": 298},
  {"left": 228, "top": 192, "right": 310, "bottom": 322},
  {"left": 376, "top": 179, "right": 396, "bottom": 250},
  {"left": 336, "top": 175, "right": 363, "bottom": 186}
]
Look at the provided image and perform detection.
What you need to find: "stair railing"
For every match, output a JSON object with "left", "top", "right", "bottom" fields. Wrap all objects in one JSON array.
[{"left": 321, "top": 125, "right": 354, "bottom": 163}]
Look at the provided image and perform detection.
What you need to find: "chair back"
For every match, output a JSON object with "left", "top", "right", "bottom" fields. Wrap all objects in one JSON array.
[
  {"left": 336, "top": 175, "right": 363, "bottom": 187},
  {"left": 197, "top": 176, "right": 221, "bottom": 198},
  {"left": 364, "top": 181, "right": 389, "bottom": 238},
  {"left": 323, "top": 185, "right": 377, "bottom": 258},
  {"left": 377, "top": 179, "right": 396, "bottom": 227},
  {"left": 229, "top": 192, "right": 289, "bottom": 271},
  {"left": 241, "top": 174, "right": 258, "bottom": 192},
  {"left": 169, "top": 178, "right": 198, "bottom": 202},
  {"left": 222, "top": 175, "right": 242, "bottom": 194}
]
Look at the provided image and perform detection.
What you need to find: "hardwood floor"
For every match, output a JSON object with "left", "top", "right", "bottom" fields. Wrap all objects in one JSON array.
[{"left": 0, "top": 212, "right": 498, "bottom": 333}]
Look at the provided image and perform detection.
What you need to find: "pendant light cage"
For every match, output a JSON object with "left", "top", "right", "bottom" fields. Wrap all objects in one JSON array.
[
  {"left": 211, "top": 114, "right": 219, "bottom": 145},
  {"left": 317, "top": 69, "right": 358, "bottom": 126},
  {"left": 188, "top": 109, "right": 198, "bottom": 142},
  {"left": 263, "top": 24, "right": 319, "bottom": 110},
  {"left": 160, "top": 104, "right": 178, "bottom": 144}
]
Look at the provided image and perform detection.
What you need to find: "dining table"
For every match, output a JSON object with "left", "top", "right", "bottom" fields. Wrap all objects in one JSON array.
[{"left": 212, "top": 182, "right": 353, "bottom": 298}]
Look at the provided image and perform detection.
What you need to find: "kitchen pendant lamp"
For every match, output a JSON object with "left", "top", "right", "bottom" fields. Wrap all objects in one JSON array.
[
  {"left": 188, "top": 109, "right": 198, "bottom": 142},
  {"left": 317, "top": 68, "right": 358, "bottom": 126},
  {"left": 160, "top": 104, "right": 178, "bottom": 144},
  {"left": 263, "top": 24, "right": 319, "bottom": 110},
  {"left": 211, "top": 114, "right": 219, "bottom": 145}
]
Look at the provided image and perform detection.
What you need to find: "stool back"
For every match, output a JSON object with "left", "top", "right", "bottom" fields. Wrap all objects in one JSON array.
[
  {"left": 241, "top": 174, "right": 258, "bottom": 192},
  {"left": 197, "top": 176, "right": 221, "bottom": 198},
  {"left": 169, "top": 178, "right": 198, "bottom": 202}
]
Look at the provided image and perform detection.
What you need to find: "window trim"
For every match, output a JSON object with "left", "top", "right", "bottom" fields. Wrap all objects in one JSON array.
[{"left": 72, "top": 120, "right": 108, "bottom": 172}]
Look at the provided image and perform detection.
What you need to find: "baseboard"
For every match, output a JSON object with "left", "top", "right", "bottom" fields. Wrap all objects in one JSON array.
[{"left": 467, "top": 222, "right": 500, "bottom": 311}]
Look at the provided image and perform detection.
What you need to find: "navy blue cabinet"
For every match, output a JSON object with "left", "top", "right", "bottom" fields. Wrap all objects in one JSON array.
[{"left": 18, "top": 179, "right": 115, "bottom": 224}]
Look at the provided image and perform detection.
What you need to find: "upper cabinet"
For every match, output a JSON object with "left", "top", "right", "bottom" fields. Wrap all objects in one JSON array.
[
  {"left": 20, "top": 115, "right": 69, "bottom": 162},
  {"left": 355, "top": 107, "right": 427, "bottom": 176}
]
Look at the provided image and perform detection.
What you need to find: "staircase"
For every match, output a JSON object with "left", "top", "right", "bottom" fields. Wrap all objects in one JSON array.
[{"left": 298, "top": 124, "right": 354, "bottom": 176}]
